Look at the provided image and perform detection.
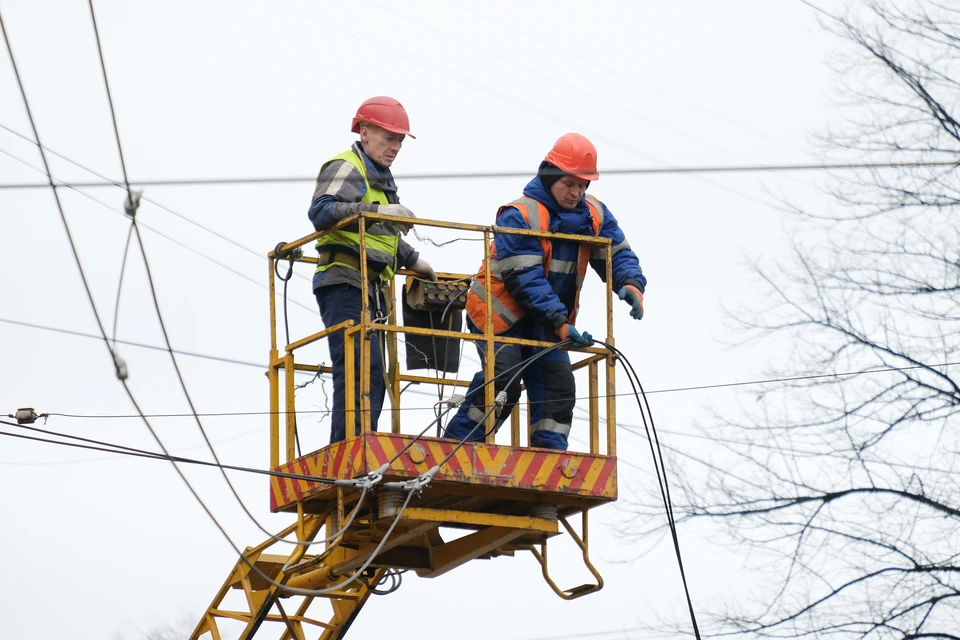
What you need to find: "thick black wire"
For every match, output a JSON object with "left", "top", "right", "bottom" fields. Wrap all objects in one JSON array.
[
  {"left": 435, "top": 339, "right": 574, "bottom": 469},
  {"left": 274, "top": 247, "right": 301, "bottom": 456},
  {"left": 596, "top": 340, "right": 701, "bottom": 640},
  {"left": 0, "top": 419, "right": 338, "bottom": 484}
]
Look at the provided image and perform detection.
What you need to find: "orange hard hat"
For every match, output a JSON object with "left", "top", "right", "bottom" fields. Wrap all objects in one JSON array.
[
  {"left": 544, "top": 133, "right": 599, "bottom": 180},
  {"left": 351, "top": 96, "right": 415, "bottom": 138}
]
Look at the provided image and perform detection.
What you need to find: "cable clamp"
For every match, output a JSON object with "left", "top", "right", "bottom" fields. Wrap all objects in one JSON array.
[
  {"left": 124, "top": 189, "right": 142, "bottom": 218},
  {"left": 442, "top": 394, "right": 465, "bottom": 408},
  {"left": 384, "top": 465, "right": 438, "bottom": 494},
  {"left": 494, "top": 390, "right": 508, "bottom": 418},
  {"left": 336, "top": 463, "right": 391, "bottom": 489},
  {"left": 113, "top": 351, "right": 129, "bottom": 381}
]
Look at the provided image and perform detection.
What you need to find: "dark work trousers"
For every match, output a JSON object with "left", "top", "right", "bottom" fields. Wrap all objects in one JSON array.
[
  {"left": 315, "top": 283, "right": 386, "bottom": 443},
  {"left": 443, "top": 317, "right": 575, "bottom": 450}
]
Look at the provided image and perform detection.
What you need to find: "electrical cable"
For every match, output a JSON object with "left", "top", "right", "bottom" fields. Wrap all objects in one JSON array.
[
  {"left": 111, "top": 220, "right": 135, "bottom": 348},
  {"left": 20, "top": 347, "right": 957, "bottom": 419},
  {"left": 0, "top": 9, "right": 431, "bottom": 599},
  {"left": 0, "top": 418, "right": 338, "bottom": 484},
  {"left": 0, "top": 144, "right": 320, "bottom": 314},
  {"left": 2, "top": 157, "right": 956, "bottom": 190},
  {"left": 434, "top": 340, "right": 574, "bottom": 469},
  {"left": 274, "top": 245, "right": 303, "bottom": 456},
  {"left": 0, "top": 121, "right": 317, "bottom": 286},
  {"left": 84, "top": 6, "right": 330, "bottom": 549},
  {"left": 595, "top": 340, "right": 701, "bottom": 640}
]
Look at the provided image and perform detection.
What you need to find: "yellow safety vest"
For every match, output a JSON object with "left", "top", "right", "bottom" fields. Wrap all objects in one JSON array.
[{"left": 315, "top": 150, "right": 401, "bottom": 281}]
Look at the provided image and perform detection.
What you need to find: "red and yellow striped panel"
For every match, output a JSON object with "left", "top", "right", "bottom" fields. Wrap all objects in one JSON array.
[{"left": 270, "top": 433, "right": 617, "bottom": 512}]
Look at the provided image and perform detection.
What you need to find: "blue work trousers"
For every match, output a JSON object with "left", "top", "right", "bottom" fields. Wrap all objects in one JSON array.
[
  {"left": 444, "top": 318, "right": 575, "bottom": 450},
  {"left": 315, "top": 284, "right": 385, "bottom": 443}
]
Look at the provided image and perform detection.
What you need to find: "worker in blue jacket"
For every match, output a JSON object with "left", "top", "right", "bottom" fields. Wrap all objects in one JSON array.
[
  {"left": 309, "top": 96, "right": 435, "bottom": 444},
  {"left": 445, "top": 133, "right": 646, "bottom": 450}
]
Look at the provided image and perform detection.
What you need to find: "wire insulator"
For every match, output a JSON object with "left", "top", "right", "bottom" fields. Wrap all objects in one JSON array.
[
  {"left": 378, "top": 489, "right": 407, "bottom": 519},
  {"left": 14, "top": 408, "right": 38, "bottom": 425},
  {"left": 530, "top": 504, "right": 559, "bottom": 521}
]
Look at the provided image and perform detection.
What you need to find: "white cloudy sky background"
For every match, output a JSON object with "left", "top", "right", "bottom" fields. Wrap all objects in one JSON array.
[{"left": 0, "top": 1, "right": 852, "bottom": 638}]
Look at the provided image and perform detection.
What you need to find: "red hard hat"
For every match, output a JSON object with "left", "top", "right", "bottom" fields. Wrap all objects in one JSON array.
[
  {"left": 351, "top": 96, "right": 415, "bottom": 138},
  {"left": 544, "top": 133, "right": 599, "bottom": 180}
]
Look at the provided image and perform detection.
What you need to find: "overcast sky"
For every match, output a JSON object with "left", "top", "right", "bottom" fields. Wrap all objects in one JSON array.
[{"left": 1, "top": 1, "right": 849, "bottom": 638}]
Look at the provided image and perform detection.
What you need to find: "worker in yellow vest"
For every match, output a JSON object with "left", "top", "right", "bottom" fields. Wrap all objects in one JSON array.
[
  {"left": 444, "top": 133, "right": 646, "bottom": 450},
  {"left": 308, "top": 96, "right": 435, "bottom": 443}
]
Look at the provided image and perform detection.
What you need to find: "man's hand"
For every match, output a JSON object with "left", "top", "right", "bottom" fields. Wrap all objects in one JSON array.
[
  {"left": 411, "top": 257, "right": 437, "bottom": 281},
  {"left": 380, "top": 203, "right": 416, "bottom": 235},
  {"left": 618, "top": 285, "right": 644, "bottom": 320},
  {"left": 556, "top": 323, "right": 594, "bottom": 347}
]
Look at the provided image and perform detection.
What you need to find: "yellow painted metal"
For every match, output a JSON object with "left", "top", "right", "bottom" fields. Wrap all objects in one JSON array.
[
  {"left": 397, "top": 372, "right": 472, "bottom": 388},
  {"left": 284, "top": 353, "right": 296, "bottom": 463},
  {"left": 589, "top": 361, "right": 600, "bottom": 455},
  {"left": 386, "top": 278, "right": 401, "bottom": 434},
  {"left": 526, "top": 510, "right": 604, "bottom": 600},
  {"left": 189, "top": 507, "right": 386, "bottom": 640},
  {"left": 419, "top": 526, "right": 527, "bottom": 579},
  {"left": 357, "top": 219, "right": 371, "bottom": 435},
  {"left": 273, "top": 212, "right": 612, "bottom": 258},
  {"left": 285, "top": 319, "right": 355, "bottom": 353},
  {"left": 293, "top": 363, "right": 333, "bottom": 374},
  {"left": 403, "top": 507, "right": 559, "bottom": 533},
  {"left": 482, "top": 229, "right": 496, "bottom": 444},
  {"left": 605, "top": 243, "right": 617, "bottom": 456},
  {"left": 343, "top": 326, "right": 357, "bottom": 437},
  {"left": 251, "top": 211, "right": 621, "bottom": 637},
  {"left": 376, "top": 322, "right": 608, "bottom": 353},
  {"left": 269, "top": 258, "right": 280, "bottom": 470}
]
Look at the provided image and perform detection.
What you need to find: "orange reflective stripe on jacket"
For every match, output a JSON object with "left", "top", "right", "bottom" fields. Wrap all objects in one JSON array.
[{"left": 466, "top": 195, "right": 603, "bottom": 334}]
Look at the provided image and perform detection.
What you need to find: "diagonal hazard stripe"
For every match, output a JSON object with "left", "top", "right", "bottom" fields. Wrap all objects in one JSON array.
[
  {"left": 519, "top": 451, "right": 545, "bottom": 487},
  {"left": 592, "top": 458, "right": 617, "bottom": 497},
  {"left": 543, "top": 455, "right": 568, "bottom": 491},
  {"left": 533, "top": 453, "right": 561, "bottom": 488}
]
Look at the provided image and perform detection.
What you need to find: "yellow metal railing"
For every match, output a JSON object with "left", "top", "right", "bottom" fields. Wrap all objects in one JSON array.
[{"left": 266, "top": 212, "right": 618, "bottom": 468}]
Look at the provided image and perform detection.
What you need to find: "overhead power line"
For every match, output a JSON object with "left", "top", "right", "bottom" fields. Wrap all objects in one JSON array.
[
  {"left": 1, "top": 160, "right": 956, "bottom": 190},
  {"left": 8, "top": 313, "right": 956, "bottom": 416},
  {"left": 0, "top": 419, "right": 338, "bottom": 483}
]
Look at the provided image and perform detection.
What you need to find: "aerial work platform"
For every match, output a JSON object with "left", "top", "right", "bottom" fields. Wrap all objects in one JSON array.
[{"left": 192, "top": 212, "right": 622, "bottom": 640}]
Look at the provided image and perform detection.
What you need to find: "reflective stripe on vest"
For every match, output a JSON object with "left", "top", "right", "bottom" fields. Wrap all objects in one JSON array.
[
  {"left": 466, "top": 195, "right": 604, "bottom": 333},
  {"left": 315, "top": 150, "right": 401, "bottom": 280}
]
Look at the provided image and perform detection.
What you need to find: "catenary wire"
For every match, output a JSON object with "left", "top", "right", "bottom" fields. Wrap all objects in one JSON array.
[
  {"left": 10, "top": 307, "right": 955, "bottom": 417},
  {"left": 1, "top": 6, "right": 380, "bottom": 583},
  {"left": 84, "top": 4, "right": 316, "bottom": 547},
  {"left": 0, "top": 419, "right": 339, "bottom": 483},
  {"left": 3, "top": 160, "right": 956, "bottom": 191},
  {"left": 0, "top": 121, "right": 313, "bottom": 284},
  {"left": 111, "top": 220, "right": 135, "bottom": 348},
  {"left": 0, "top": 419, "right": 410, "bottom": 596},
  {"left": 0, "top": 9, "right": 532, "bottom": 600},
  {"left": 0, "top": 144, "right": 320, "bottom": 314},
  {"left": 0, "top": 8, "right": 260, "bottom": 578},
  {"left": 86, "top": 0, "right": 130, "bottom": 192}
]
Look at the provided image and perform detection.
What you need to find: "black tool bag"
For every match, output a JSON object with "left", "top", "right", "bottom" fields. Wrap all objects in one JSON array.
[{"left": 401, "top": 278, "right": 467, "bottom": 373}]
